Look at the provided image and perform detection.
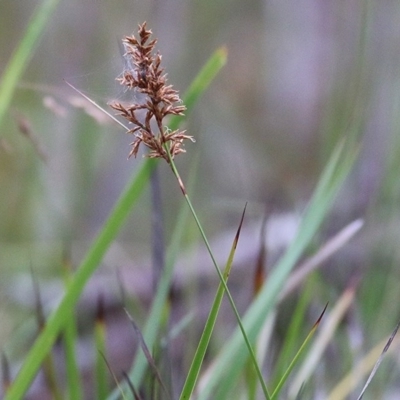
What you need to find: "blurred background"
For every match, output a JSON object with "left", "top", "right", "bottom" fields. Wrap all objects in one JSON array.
[{"left": 1, "top": 0, "right": 400, "bottom": 397}]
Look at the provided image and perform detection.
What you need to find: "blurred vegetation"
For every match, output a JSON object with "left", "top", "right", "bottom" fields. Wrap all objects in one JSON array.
[{"left": 2, "top": 0, "right": 400, "bottom": 399}]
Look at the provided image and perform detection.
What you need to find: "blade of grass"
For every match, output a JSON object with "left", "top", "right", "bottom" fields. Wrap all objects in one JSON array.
[
  {"left": 123, "top": 372, "right": 143, "bottom": 400},
  {"left": 271, "top": 278, "right": 315, "bottom": 389},
  {"left": 4, "top": 159, "right": 156, "bottom": 400},
  {"left": 288, "top": 279, "right": 359, "bottom": 399},
  {"left": 63, "top": 312, "right": 82, "bottom": 400},
  {"left": 196, "top": 140, "right": 358, "bottom": 400},
  {"left": 356, "top": 320, "right": 400, "bottom": 400},
  {"left": 62, "top": 258, "right": 83, "bottom": 400},
  {"left": 100, "top": 353, "right": 129, "bottom": 400},
  {"left": 124, "top": 310, "right": 171, "bottom": 400},
  {"left": 271, "top": 304, "right": 328, "bottom": 399},
  {"left": 269, "top": 219, "right": 363, "bottom": 389},
  {"left": 169, "top": 153, "right": 270, "bottom": 399},
  {"left": 0, "top": 0, "right": 61, "bottom": 130},
  {"left": 63, "top": 268, "right": 83, "bottom": 400},
  {"left": 328, "top": 325, "right": 400, "bottom": 400},
  {"left": 179, "top": 205, "right": 270, "bottom": 400},
  {"left": 161, "top": 312, "right": 194, "bottom": 348},
  {"left": 279, "top": 218, "right": 364, "bottom": 301}
]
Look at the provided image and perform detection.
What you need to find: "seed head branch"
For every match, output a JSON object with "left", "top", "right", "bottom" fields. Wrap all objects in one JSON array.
[{"left": 110, "top": 22, "right": 194, "bottom": 161}]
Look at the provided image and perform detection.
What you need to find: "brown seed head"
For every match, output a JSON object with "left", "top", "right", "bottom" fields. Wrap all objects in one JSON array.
[{"left": 110, "top": 22, "right": 194, "bottom": 161}]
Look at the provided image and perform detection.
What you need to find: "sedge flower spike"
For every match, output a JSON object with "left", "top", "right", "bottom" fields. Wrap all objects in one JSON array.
[{"left": 110, "top": 22, "right": 194, "bottom": 161}]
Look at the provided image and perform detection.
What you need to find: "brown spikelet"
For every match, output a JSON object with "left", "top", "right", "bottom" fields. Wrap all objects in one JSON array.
[{"left": 110, "top": 22, "right": 194, "bottom": 162}]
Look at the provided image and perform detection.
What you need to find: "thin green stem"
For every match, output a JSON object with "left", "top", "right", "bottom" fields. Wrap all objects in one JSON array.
[{"left": 167, "top": 155, "right": 270, "bottom": 399}]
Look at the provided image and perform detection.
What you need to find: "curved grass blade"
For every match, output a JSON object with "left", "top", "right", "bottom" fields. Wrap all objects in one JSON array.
[
  {"left": 270, "top": 279, "right": 314, "bottom": 389},
  {"left": 279, "top": 219, "right": 364, "bottom": 301},
  {"left": 4, "top": 158, "right": 156, "bottom": 400},
  {"left": 123, "top": 372, "right": 142, "bottom": 400},
  {"left": 177, "top": 46, "right": 228, "bottom": 120},
  {"left": 356, "top": 320, "right": 400, "bottom": 400},
  {"left": 0, "top": 0, "right": 61, "bottom": 130},
  {"left": 179, "top": 204, "right": 270, "bottom": 400},
  {"left": 62, "top": 254, "right": 83, "bottom": 400},
  {"left": 124, "top": 310, "right": 171, "bottom": 400},
  {"left": 271, "top": 304, "right": 328, "bottom": 400},
  {"left": 63, "top": 310, "right": 83, "bottom": 400},
  {"left": 328, "top": 325, "right": 400, "bottom": 400},
  {"left": 289, "top": 279, "right": 359, "bottom": 399},
  {"left": 99, "top": 353, "right": 129, "bottom": 400}
]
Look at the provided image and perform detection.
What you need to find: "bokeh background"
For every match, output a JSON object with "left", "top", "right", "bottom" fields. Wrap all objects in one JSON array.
[{"left": 2, "top": 0, "right": 400, "bottom": 397}]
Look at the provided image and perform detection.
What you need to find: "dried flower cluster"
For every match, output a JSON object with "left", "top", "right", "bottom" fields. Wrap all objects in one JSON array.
[{"left": 110, "top": 22, "right": 194, "bottom": 161}]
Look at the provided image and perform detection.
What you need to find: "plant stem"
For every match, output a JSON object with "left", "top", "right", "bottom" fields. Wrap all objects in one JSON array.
[{"left": 167, "top": 154, "right": 270, "bottom": 399}]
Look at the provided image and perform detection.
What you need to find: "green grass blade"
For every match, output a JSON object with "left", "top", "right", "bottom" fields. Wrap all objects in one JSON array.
[
  {"left": 175, "top": 46, "right": 228, "bottom": 122},
  {"left": 327, "top": 328, "right": 400, "bottom": 400},
  {"left": 4, "top": 160, "right": 156, "bottom": 400},
  {"left": 356, "top": 321, "right": 400, "bottom": 400},
  {"left": 290, "top": 280, "right": 358, "bottom": 398},
  {"left": 62, "top": 256, "right": 83, "bottom": 400},
  {"left": 169, "top": 157, "right": 270, "bottom": 399},
  {"left": 63, "top": 314, "right": 83, "bottom": 400},
  {"left": 197, "top": 140, "right": 358, "bottom": 400},
  {"left": 270, "top": 304, "right": 328, "bottom": 399},
  {"left": 0, "top": 0, "right": 61, "bottom": 130},
  {"left": 179, "top": 206, "right": 266, "bottom": 400},
  {"left": 63, "top": 284, "right": 83, "bottom": 400},
  {"left": 271, "top": 278, "right": 314, "bottom": 387}
]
